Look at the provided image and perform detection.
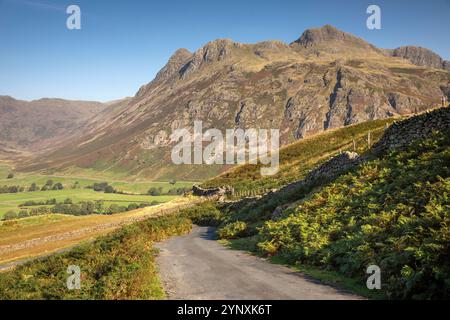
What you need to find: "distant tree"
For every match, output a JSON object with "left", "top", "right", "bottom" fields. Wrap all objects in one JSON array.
[
  {"left": 6, "top": 173, "right": 14, "bottom": 179},
  {"left": 169, "top": 179, "right": 177, "bottom": 185},
  {"left": 3, "top": 210, "right": 17, "bottom": 220},
  {"left": 127, "top": 203, "right": 139, "bottom": 211},
  {"left": 94, "top": 200, "right": 104, "bottom": 212},
  {"left": 18, "top": 210, "right": 29, "bottom": 218},
  {"left": 52, "top": 183, "right": 64, "bottom": 190},
  {"left": 64, "top": 198, "right": 73, "bottom": 204},
  {"left": 46, "top": 198, "right": 57, "bottom": 205},
  {"left": 104, "top": 185, "right": 116, "bottom": 193},
  {"left": 167, "top": 187, "right": 190, "bottom": 195},
  {"left": 8, "top": 186, "right": 19, "bottom": 193},
  {"left": 28, "top": 183, "right": 38, "bottom": 192},
  {"left": 41, "top": 185, "right": 48, "bottom": 191},
  {"left": 147, "top": 187, "right": 163, "bottom": 196},
  {"left": 45, "top": 180, "right": 54, "bottom": 186},
  {"left": 93, "top": 182, "right": 109, "bottom": 192},
  {"left": 108, "top": 204, "right": 121, "bottom": 214}
]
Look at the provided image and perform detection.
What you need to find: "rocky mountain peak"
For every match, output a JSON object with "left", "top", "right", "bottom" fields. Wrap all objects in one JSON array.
[
  {"left": 153, "top": 48, "right": 193, "bottom": 83},
  {"left": 291, "top": 25, "right": 372, "bottom": 49},
  {"left": 178, "top": 39, "right": 241, "bottom": 79}
]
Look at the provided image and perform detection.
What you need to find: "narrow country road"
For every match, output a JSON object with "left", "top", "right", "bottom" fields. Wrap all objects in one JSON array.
[{"left": 155, "top": 226, "right": 362, "bottom": 300}]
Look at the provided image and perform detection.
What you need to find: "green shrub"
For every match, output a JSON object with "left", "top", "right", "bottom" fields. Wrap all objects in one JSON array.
[
  {"left": 0, "top": 214, "right": 192, "bottom": 299},
  {"left": 18, "top": 210, "right": 29, "bottom": 218},
  {"left": 179, "top": 202, "right": 222, "bottom": 226},
  {"left": 3, "top": 210, "right": 17, "bottom": 220},
  {"left": 255, "top": 131, "right": 450, "bottom": 299},
  {"left": 218, "top": 221, "right": 248, "bottom": 239}
]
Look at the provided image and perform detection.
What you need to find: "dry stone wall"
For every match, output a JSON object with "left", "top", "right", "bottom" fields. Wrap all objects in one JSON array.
[{"left": 372, "top": 107, "right": 450, "bottom": 154}]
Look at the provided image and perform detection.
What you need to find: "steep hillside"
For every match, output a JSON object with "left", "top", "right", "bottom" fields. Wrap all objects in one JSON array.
[
  {"left": 0, "top": 96, "right": 106, "bottom": 159},
  {"left": 391, "top": 46, "right": 450, "bottom": 70},
  {"left": 255, "top": 130, "right": 450, "bottom": 299},
  {"left": 202, "top": 117, "right": 397, "bottom": 193},
  {"left": 195, "top": 107, "right": 450, "bottom": 299},
  {"left": 17, "top": 25, "right": 450, "bottom": 180}
]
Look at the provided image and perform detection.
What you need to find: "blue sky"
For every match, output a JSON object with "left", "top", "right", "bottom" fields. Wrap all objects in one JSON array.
[{"left": 1, "top": 0, "right": 449, "bottom": 102}]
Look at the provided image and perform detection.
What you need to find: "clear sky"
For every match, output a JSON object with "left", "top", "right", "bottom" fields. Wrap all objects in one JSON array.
[{"left": 1, "top": 0, "right": 449, "bottom": 102}]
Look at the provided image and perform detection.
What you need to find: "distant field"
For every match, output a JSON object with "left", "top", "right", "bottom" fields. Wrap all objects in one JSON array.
[
  {"left": 0, "top": 189, "right": 179, "bottom": 218},
  {"left": 0, "top": 172, "right": 195, "bottom": 194},
  {"left": 0, "top": 165, "right": 11, "bottom": 179},
  {"left": 0, "top": 197, "right": 196, "bottom": 265},
  {"left": 0, "top": 168, "right": 196, "bottom": 218}
]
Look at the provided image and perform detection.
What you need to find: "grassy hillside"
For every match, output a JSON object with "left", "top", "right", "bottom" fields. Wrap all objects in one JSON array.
[
  {"left": 201, "top": 129, "right": 450, "bottom": 299},
  {"left": 0, "top": 214, "right": 192, "bottom": 299},
  {"left": 202, "top": 117, "right": 397, "bottom": 194}
]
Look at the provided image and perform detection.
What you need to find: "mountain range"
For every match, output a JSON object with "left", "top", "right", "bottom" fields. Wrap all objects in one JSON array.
[{"left": 2, "top": 25, "right": 449, "bottom": 180}]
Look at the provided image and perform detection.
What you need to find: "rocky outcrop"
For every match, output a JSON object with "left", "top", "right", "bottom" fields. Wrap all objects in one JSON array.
[
  {"left": 179, "top": 39, "right": 240, "bottom": 79},
  {"left": 444, "top": 61, "right": 450, "bottom": 71},
  {"left": 392, "top": 46, "right": 447, "bottom": 70},
  {"left": 154, "top": 48, "right": 193, "bottom": 83},
  {"left": 372, "top": 107, "right": 450, "bottom": 154},
  {"left": 192, "top": 185, "right": 233, "bottom": 198}
]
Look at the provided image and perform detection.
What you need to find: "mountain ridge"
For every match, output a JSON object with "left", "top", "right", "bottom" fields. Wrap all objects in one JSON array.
[{"left": 3, "top": 25, "right": 450, "bottom": 181}]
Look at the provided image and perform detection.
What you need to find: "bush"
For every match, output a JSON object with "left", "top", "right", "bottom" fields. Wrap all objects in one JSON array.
[
  {"left": 3, "top": 211, "right": 17, "bottom": 220},
  {"left": 218, "top": 221, "right": 248, "bottom": 239},
  {"left": 30, "top": 207, "right": 50, "bottom": 216},
  {"left": 52, "top": 183, "right": 63, "bottom": 190},
  {"left": 167, "top": 187, "right": 190, "bottom": 195},
  {"left": 18, "top": 210, "right": 29, "bottom": 218},
  {"left": 179, "top": 202, "right": 222, "bottom": 226},
  {"left": 127, "top": 203, "right": 139, "bottom": 211},
  {"left": 107, "top": 204, "right": 124, "bottom": 214},
  {"left": 0, "top": 214, "right": 192, "bottom": 299},
  {"left": 148, "top": 187, "right": 163, "bottom": 196},
  {"left": 6, "top": 173, "right": 14, "bottom": 179},
  {"left": 104, "top": 185, "right": 115, "bottom": 193},
  {"left": 0, "top": 185, "right": 19, "bottom": 193},
  {"left": 28, "top": 183, "right": 39, "bottom": 192}
]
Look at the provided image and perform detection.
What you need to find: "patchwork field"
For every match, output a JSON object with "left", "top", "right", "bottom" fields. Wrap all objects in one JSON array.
[
  {"left": 0, "top": 171, "right": 195, "bottom": 194},
  {"left": 0, "top": 167, "right": 195, "bottom": 218},
  {"left": 0, "top": 189, "right": 179, "bottom": 217}
]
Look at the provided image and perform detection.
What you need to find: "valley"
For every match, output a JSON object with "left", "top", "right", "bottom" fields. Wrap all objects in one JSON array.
[{"left": 0, "top": 23, "right": 449, "bottom": 301}]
